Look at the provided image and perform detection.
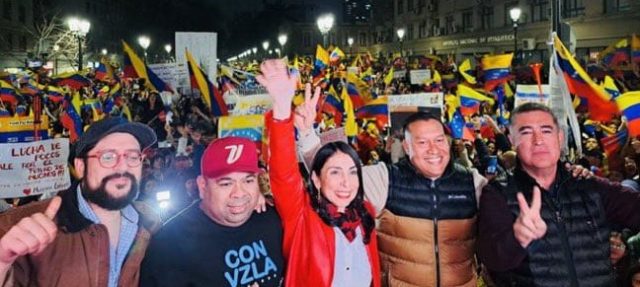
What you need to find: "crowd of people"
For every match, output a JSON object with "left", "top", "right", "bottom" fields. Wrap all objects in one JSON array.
[{"left": 0, "top": 42, "right": 640, "bottom": 286}]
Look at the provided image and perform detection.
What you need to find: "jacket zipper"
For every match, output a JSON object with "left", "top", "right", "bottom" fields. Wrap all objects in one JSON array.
[
  {"left": 431, "top": 181, "right": 441, "bottom": 287},
  {"left": 552, "top": 200, "right": 579, "bottom": 287}
]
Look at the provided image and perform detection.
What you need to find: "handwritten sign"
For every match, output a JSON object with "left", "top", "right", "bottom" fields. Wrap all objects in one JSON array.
[
  {"left": 409, "top": 69, "right": 431, "bottom": 84},
  {"left": 0, "top": 138, "right": 70, "bottom": 198},
  {"left": 514, "top": 85, "right": 551, "bottom": 108},
  {"left": 388, "top": 93, "right": 443, "bottom": 109},
  {"left": 231, "top": 94, "right": 273, "bottom": 116}
]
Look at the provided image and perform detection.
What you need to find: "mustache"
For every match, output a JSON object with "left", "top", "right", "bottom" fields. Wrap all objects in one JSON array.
[{"left": 103, "top": 172, "right": 136, "bottom": 184}]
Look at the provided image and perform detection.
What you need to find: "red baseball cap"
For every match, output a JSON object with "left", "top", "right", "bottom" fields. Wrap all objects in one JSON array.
[{"left": 201, "top": 137, "right": 262, "bottom": 179}]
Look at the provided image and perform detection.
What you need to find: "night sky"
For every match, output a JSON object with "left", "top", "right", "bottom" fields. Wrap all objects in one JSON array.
[{"left": 127, "top": 0, "right": 341, "bottom": 58}]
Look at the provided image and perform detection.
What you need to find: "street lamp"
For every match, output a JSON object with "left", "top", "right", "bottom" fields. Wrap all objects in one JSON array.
[
  {"left": 396, "top": 28, "right": 406, "bottom": 57},
  {"left": 347, "top": 37, "right": 354, "bottom": 56},
  {"left": 275, "top": 48, "right": 281, "bottom": 57},
  {"left": 510, "top": 7, "right": 522, "bottom": 63},
  {"left": 262, "top": 41, "right": 269, "bottom": 58},
  {"left": 138, "top": 36, "right": 151, "bottom": 63},
  {"left": 316, "top": 13, "right": 334, "bottom": 47},
  {"left": 67, "top": 17, "right": 90, "bottom": 71},
  {"left": 164, "top": 44, "right": 172, "bottom": 62},
  {"left": 278, "top": 34, "right": 287, "bottom": 57},
  {"left": 101, "top": 48, "right": 107, "bottom": 56}
]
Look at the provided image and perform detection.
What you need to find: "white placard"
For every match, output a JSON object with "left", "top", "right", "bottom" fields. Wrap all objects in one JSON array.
[
  {"left": 393, "top": 70, "right": 406, "bottom": 79},
  {"left": 0, "top": 139, "right": 70, "bottom": 198},
  {"left": 409, "top": 69, "right": 431, "bottom": 84},
  {"left": 514, "top": 85, "right": 551, "bottom": 108},
  {"left": 231, "top": 94, "right": 273, "bottom": 116},
  {"left": 388, "top": 93, "right": 443, "bottom": 109}
]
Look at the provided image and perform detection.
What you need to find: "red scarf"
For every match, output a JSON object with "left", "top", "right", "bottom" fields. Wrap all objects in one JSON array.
[{"left": 326, "top": 203, "right": 362, "bottom": 242}]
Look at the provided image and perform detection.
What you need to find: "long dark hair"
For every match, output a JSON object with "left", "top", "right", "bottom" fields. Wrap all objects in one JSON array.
[{"left": 308, "top": 141, "right": 375, "bottom": 244}]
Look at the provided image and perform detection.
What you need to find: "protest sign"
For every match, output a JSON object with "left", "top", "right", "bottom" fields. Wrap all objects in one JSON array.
[
  {"left": 409, "top": 69, "right": 431, "bottom": 84},
  {"left": 0, "top": 138, "right": 70, "bottom": 198}
]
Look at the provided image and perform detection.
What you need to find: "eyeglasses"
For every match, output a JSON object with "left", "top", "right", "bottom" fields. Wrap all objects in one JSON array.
[{"left": 85, "top": 150, "right": 144, "bottom": 168}]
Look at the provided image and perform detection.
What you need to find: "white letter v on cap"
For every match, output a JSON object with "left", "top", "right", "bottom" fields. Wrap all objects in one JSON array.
[{"left": 225, "top": 145, "right": 244, "bottom": 164}]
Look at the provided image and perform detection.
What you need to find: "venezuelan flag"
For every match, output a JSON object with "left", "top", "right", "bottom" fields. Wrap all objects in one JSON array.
[
  {"left": 0, "top": 80, "right": 20, "bottom": 106},
  {"left": 356, "top": 96, "right": 388, "bottom": 129},
  {"left": 347, "top": 73, "right": 373, "bottom": 103},
  {"left": 449, "top": 109, "right": 474, "bottom": 140},
  {"left": 60, "top": 93, "right": 84, "bottom": 142},
  {"left": 553, "top": 34, "right": 618, "bottom": 121},
  {"left": 600, "top": 129, "right": 628, "bottom": 156},
  {"left": 186, "top": 49, "right": 227, "bottom": 117},
  {"left": 45, "top": 86, "right": 65, "bottom": 103},
  {"left": 459, "top": 59, "right": 477, "bottom": 84},
  {"left": 321, "top": 86, "right": 344, "bottom": 126},
  {"left": 615, "top": 91, "right": 640, "bottom": 136},
  {"left": 632, "top": 34, "right": 640, "bottom": 63},
  {"left": 218, "top": 114, "right": 264, "bottom": 147},
  {"left": 95, "top": 58, "right": 114, "bottom": 82},
  {"left": 20, "top": 81, "right": 40, "bottom": 96},
  {"left": 313, "top": 45, "right": 330, "bottom": 78},
  {"left": 52, "top": 72, "right": 92, "bottom": 90},
  {"left": 122, "top": 41, "right": 173, "bottom": 92},
  {"left": 457, "top": 84, "right": 494, "bottom": 116},
  {"left": 342, "top": 85, "right": 357, "bottom": 137},
  {"left": 482, "top": 53, "right": 513, "bottom": 91},
  {"left": 602, "top": 76, "right": 621, "bottom": 99},
  {"left": 330, "top": 47, "right": 345, "bottom": 63},
  {"left": 598, "top": 38, "right": 629, "bottom": 67}
]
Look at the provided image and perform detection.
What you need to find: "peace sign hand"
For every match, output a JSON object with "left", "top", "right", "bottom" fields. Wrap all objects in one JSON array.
[
  {"left": 513, "top": 186, "right": 547, "bottom": 248},
  {"left": 294, "top": 84, "right": 321, "bottom": 136}
]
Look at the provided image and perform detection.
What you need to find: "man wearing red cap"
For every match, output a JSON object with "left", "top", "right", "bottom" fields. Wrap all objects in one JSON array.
[{"left": 140, "top": 137, "right": 284, "bottom": 287}]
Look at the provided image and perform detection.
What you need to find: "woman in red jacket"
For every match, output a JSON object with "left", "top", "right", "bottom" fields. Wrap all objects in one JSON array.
[{"left": 257, "top": 59, "right": 381, "bottom": 287}]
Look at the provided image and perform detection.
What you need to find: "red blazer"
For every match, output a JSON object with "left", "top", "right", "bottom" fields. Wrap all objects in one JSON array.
[{"left": 268, "top": 114, "right": 381, "bottom": 287}]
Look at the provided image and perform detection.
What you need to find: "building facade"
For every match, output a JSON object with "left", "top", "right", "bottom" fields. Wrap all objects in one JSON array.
[
  {"left": 0, "top": 0, "right": 35, "bottom": 69},
  {"left": 366, "top": 0, "right": 640, "bottom": 63}
]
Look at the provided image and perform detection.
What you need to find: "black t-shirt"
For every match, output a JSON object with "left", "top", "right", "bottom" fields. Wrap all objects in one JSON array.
[{"left": 140, "top": 204, "right": 284, "bottom": 287}]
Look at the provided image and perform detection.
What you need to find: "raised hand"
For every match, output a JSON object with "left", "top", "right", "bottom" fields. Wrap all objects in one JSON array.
[
  {"left": 255, "top": 59, "right": 298, "bottom": 120},
  {"left": 293, "top": 83, "right": 321, "bottom": 135},
  {"left": 513, "top": 186, "right": 547, "bottom": 248},
  {"left": 0, "top": 196, "right": 61, "bottom": 266}
]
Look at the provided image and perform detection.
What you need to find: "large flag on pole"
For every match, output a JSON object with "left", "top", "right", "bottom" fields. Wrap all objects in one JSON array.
[
  {"left": 122, "top": 41, "right": 173, "bottom": 92},
  {"left": 185, "top": 49, "right": 228, "bottom": 117}
]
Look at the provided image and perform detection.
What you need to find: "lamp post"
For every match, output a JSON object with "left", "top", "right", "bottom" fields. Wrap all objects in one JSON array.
[
  {"left": 138, "top": 36, "right": 151, "bottom": 64},
  {"left": 316, "top": 13, "right": 334, "bottom": 47},
  {"left": 262, "top": 41, "right": 269, "bottom": 58},
  {"left": 101, "top": 48, "right": 107, "bottom": 56},
  {"left": 347, "top": 37, "right": 354, "bottom": 57},
  {"left": 53, "top": 44, "right": 59, "bottom": 75},
  {"left": 67, "top": 17, "right": 90, "bottom": 71},
  {"left": 252, "top": 47, "right": 258, "bottom": 61},
  {"left": 278, "top": 34, "right": 287, "bottom": 57},
  {"left": 396, "top": 28, "right": 406, "bottom": 57},
  {"left": 510, "top": 7, "right": 521, "bottom": 63},
  {"left": 164, "top": 44, "right": 172, "bottom": 62}
]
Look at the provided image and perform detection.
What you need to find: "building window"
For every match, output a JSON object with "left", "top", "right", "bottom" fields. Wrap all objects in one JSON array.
[
  {"left": 407, "top": 0, "right": 414, "bottom": 12},
  {"left": 3, "top": 0, "right": 11, "bottom": 20},
  {"left": 462, "top": 10, "right": 473, "bottom": 32},
  {"left": 419, "top": 20, "right": 427, "bottom": 38},
  {"left": 605, "top": 0, "right": 631, "bottom": 13},
  {"left": 397, "top": 0, "right": 404, "bottom": 15},
  {"left": 359, "top": 32, "right": 366, "bottom": 45},
  {"left": 6, "top": 33, "right": 13, "bottom": 50},
  {"left": 530, "top": 0, "right": 549, "bottom": 22},
  {"left": 18, "top": 4, "right": 25, "bottom": 23},
  {"left": 562, "top": 0, "right": 585, "bottom": 18},
  {"left": 481, "top": 6, "right": 494, "bottom": 30},
  {"left": 445, "top": 14, "right": 455, "bottom": 35},
  {"left": 408, "top": 23, "right": 414, "bottom": 40}
]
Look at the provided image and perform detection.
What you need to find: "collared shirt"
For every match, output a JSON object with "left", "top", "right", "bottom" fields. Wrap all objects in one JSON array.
[
  {"left": 77, "top": 186, "right": 139, "bottom": 287},
  {"left": 331, "top": 226, "right": 372, "bottom": 287}
]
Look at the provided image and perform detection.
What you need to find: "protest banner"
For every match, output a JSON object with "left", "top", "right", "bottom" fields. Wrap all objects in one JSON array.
[
  {"left": 0, "top": 115, "right": 50, "bottom": 143},
  {"left": 409, "top": 69, "right": 431, "bottom": 84},
  {"left": 514, "top": 84, "right": 551, "bottom": 108},
  {"left": 0, "top": 138, "right": 70, "bottom": 198},
  {"left": 231, "top": 93, "right": 273, "bottom": 116},
  {"left": 393, "top": 70, "right": 407, "bottom": 79}
]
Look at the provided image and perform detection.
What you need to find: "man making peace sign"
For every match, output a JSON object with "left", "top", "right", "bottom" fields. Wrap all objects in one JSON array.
[{"left": 477, "top": 102, "right": 640, "bottom": 287}]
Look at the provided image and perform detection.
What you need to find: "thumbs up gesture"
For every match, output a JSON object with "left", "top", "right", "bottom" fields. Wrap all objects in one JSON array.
[
  {"left": 513, "top": 186, "right": 547, "bottom": 248},
  {"left": 0, "top": 196, "right": 62, "bottom": 266}
]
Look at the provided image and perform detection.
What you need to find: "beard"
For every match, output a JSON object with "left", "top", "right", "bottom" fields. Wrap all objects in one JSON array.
[{"left": 81, "top": 172, "right": 139, "bottom": 210}]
